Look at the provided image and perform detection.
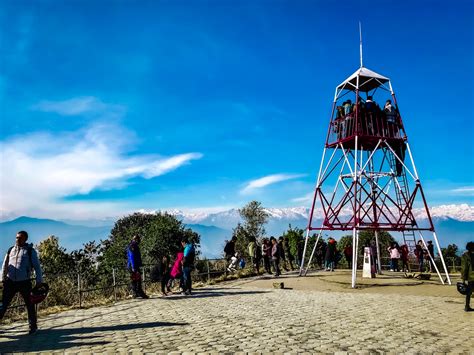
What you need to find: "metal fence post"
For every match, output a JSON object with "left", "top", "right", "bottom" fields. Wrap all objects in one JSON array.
[
  {"left": 112, "top": 267, "right": 117, "bottom": 302},
  {"left": 207, "top": 260, "right": 210, "bottom": 283},
  {"left": 77, "top": 273, "right": 82, "bottom": 308}
]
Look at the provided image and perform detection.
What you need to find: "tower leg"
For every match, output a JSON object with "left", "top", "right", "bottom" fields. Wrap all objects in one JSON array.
[
  {"left": 433, "top": 231, "right": 452, "bottom": 285},
  {"left": 304, "top": 232, "right": 322, "bottom": 276},
  {"left": 418, "top": 232, "right": 444, "bottom": 284},
  {"left": 299, "top": 229, "right": 311, "bottom": 276},
  {"left": 351, "top": 227, "right": 358, "bottom": 288},
  {"left": 374, "top": 230, "right": 383, "bottom": 275}
]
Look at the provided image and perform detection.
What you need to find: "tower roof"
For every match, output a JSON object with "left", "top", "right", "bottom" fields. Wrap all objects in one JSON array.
[{"left": 337, "top": 67, "right": 390, "bottom": 92}]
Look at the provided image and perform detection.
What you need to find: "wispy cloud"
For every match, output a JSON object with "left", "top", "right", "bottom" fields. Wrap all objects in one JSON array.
[
  {"left": 0, "top": 123, "right": 202, "bottom": 219},
  {"left": 449, "top": 186, "right": 474, "bottom": 196},
  {"left": 241, "top": 173, "right": 306, "bottom": 194},
  {"left": 291, "top": 192, "right": 314, "bottom": 204},
  {"left": 32, "top": 96, "right": 124, "bottom": 117}
]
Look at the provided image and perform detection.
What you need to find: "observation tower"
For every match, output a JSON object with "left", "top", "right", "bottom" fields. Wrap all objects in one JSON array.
[{"left": 299, "top": 33, "right": 451, "bottom": 288}]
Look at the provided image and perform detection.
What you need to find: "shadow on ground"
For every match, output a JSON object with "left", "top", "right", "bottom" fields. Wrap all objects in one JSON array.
[
  {"left": 162, "top": 289, "right": 269, "bottom": 300},
  {"left": 0, "top": 321, "right": 188, "bottom": 352}
]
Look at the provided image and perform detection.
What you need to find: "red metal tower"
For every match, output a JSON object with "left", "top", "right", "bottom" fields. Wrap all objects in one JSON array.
[{"left": 299, "top": 47, "right": 451, "bottom": 288}]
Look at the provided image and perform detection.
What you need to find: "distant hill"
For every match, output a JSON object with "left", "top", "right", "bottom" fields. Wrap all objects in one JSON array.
[
  {"left": 0, "top": 214, "right": 472, "bottom": 260},
  {"left": 0, "top": 217, "right": 112, "bottom": 258}
]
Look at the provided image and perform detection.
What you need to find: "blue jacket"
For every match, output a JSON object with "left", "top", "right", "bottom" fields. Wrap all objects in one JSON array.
[
  {"left": 127, "top": 240, "right": 143, "bottom": 271},
  {"left": 183, "top": 243, "right": 195, "bottom": 267}
]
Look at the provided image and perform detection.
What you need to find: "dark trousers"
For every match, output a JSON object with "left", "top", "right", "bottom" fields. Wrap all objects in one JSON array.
[
  {"left": 130, "top": 273, "right": 146, "bottom": 297},
  {"left": 263, "top": 255, "right": 271, "bottom": 273},
  {"left": 161, "top": 273, "right": 170, "bottom": 293},
  {"left": 0, "top": 279, "right": 37, "bottom": 329},
  {"left": 182, "top": 266, "right": 192, "bottom": 293},
  {"left": 271, "top": 258, "right": 281, "bottom": 276},
  {"left": 466, "top": 281, "right": 474, "bottom": 309}
]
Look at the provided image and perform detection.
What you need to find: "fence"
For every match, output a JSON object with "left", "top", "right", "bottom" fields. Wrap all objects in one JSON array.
[{"left": 0, "top": 255, "right": 462, "bottom": 320}]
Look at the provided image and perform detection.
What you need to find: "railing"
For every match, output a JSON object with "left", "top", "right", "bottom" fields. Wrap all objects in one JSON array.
[
  {"left": 0, "top": 256, "right": 462, "bottom": 320},
  {"left": 328, "top": 111, "right": 403, "bottom": 147}
]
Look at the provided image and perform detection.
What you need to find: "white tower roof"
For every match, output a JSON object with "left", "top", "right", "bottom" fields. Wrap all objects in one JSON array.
[{"left": 337, "top": 67, "right": 390, "bottom": 92}]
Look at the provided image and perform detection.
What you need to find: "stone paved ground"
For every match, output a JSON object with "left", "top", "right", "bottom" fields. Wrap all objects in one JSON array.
[{"left": 1, "top": 275, "right": 473, "bottom": 353}]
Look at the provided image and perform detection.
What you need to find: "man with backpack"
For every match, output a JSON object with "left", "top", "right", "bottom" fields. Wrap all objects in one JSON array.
[
  {"left": 0, "top": 231, "right": 44, "bottom": 334},
  {"left": 127, "top": 235, "right": 149, "bottom": 299}
]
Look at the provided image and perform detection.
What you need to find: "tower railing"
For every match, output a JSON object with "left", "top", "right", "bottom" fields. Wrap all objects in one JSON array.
[{"left": 328, "top": 111, "right": 405, "bottom": 149}]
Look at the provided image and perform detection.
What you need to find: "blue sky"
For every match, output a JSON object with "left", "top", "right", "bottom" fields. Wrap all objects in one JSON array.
[{"left": 0, "top": 0, "right": 473, "bottom": 221}]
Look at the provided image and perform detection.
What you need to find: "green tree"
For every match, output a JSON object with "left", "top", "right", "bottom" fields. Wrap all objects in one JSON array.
[
  {"left": 231, "top": 222, "right": 248, "bottom": 256},
  {"left": 37, "top": 235, "right": 75, "bottom": 275},
  {"left": 282, "top": 224, "right": 305, "bottom": 258},
  {"left": 237, "top": 201, "right": 269, "bottom": 255},
  {"left": 358, "top": 230, "right": 395, "bottom": 258},
  {"left": 101, "top": 212, "right": 200, "bottom": 272}
]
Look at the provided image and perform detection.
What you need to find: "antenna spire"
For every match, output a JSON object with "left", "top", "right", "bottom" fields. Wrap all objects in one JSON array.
[{"left": 359, "top": 21, "right": 363, "bottom": 68}]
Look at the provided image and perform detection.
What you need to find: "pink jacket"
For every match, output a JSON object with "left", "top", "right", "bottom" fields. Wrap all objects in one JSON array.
[{"left": 170, "top": 252, "right": 184, "bottom": 278}]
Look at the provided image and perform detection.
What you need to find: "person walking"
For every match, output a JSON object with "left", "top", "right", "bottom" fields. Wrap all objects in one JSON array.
[
  {"left": 160, "top": 255, "right": 171, "bottom": 296},
  {"left": 181, "top": 238, "right": 195, "bottom": 295},
  {"left": 127, "top": 235, "right": 149, "bottom": 299},
  {"left": 460, "top": 241, "right": 474, "bottom": 312},
  {"left": 415, "top": 240, "right": 425, "bottom": 272},
  {"left": 0, "top": 231, "right": 44, "bottom": 334},
  {"left": 270, "top": 237, "right": 281, "bottom": 277}
]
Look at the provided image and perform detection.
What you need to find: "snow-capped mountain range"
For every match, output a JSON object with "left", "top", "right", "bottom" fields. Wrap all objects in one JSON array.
[{"left": 162, "top": 204, "right": 474, "bottom": 229}]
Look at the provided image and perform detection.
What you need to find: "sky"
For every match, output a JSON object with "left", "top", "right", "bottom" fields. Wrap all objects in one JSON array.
[{"left": 0, "top": 0, "right": 473, "bottom": 221}]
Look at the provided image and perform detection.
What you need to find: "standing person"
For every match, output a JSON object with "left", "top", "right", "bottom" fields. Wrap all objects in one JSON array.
[
  {"left": 0, "top": 231, "right": 44, "bottom": 334},
  {"left": 415, "top": 240, "right": 425, "bottom": 272},
  {"left": 181, "top": 239, "right": 195, "bottom": 295},
  {"left": 278, "top": 237, "right": 288, "bottom": 272},
  {"left": 168, "top": 249, "right": 184, "bottom": 292},
  {"left": 460, "top": 242, "right": 474, "bottom": 312},
  {"left": 160, "top": 255, "right": 171, "bottom": 296},
  {"left": 400, "top": 244, "right": 410, "bottom": 272},
  {"left": 370, "top": 240, "right": 379, "bottom": 273},
  {"left": 315, "top": 240, "right": 326, "bottom": 269},
  {"left": 325, "top": 238, "right": 337, "bottom": 271},
  {"left": 262, "top": 238, "right": 272, "bottom": 274},
  {"left": 224, "top": 237, "right": 237, "bottom": 269},
  {"left": 284, "top": 237, "right": 295, "bottom": 271},
  {"left": 297, "top": 239, "right": 304, "bottom": 268},
  {"left": 427, "top": 241, "right": 435, "bottom": 272},
  {"left": 270, "top": 237, "right": 281, "bottom": 277},
  {"left": 387, "top": 242, "right": 401, "bottom": 272},
  {"left": 343, "top": 244, "right": 353, "bottom": 269},
  {"left": 127, "top": 235, "right": 149, "bottom": 299}
]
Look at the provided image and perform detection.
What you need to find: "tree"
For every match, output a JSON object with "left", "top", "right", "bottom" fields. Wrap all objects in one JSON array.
[
  {"left": 282, "top": 224, "right": 305, "bottom": 258},
  {"left": 37, "top": 235, "right": 75, "bottom": 276},
  {"left": 231, "top": 222, "right": 248, "bottom": 256},
  {"left": 238, "top": 201, "right": 269, "bottom": 248},
  {"left": 101, "top": 212, "right": 200, "bottom": 272},
  {"left": 358, "top": 230, "right": 395, "bottom": 258}
]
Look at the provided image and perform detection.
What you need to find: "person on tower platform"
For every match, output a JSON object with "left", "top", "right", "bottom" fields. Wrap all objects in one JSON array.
[{"left": 384, "top": 99, "right": 397, "bottom": 137}]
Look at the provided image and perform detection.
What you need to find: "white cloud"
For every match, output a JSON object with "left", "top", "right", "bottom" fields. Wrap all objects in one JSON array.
[
  {"left": 449, "top": 186, "right": 474, "bottom": 196},
  {"left": 0, "top": 123, "right": 202, "bottom": 220},
  {"left": 241, "top": 173, "right": 306, "bottom": 194},
  {"left": 291, "top": 192, "right": 314, "bottom": 204},
  {"left": 32, "top": 96, "right": 124, "bottom": 116}
]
